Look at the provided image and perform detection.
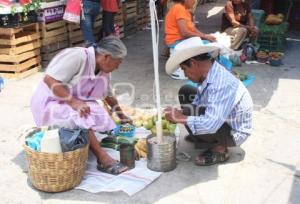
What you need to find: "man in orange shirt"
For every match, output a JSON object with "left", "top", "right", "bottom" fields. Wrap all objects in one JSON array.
[
  {"left": 164, "top": 0, "right": 215, "bottom": 79},
  {"left": 101, "top": 0, "right": 120, "bottom": 37},
  {"left": 165, "top": 0, "right": 215, "bottom": 47}
]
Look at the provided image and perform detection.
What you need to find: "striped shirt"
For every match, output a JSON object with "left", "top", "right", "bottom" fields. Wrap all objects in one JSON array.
[{"left": 186, "top": 61, "right": 253, "bottom": 146}]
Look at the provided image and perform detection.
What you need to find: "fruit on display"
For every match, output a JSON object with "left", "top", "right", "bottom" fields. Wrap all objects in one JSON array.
[
  {"left": 135, "top": 139, "right": 147, "bottom": 158},
  {"left": 265, "top": 14, "right": 283, "bottom": 25},
  {"left": 111, "top": 105, "right": 177, "bottom": 135},
  {"left": 277, "top": 13, "right": 284, "bottom": 20},
  {"left": 256, "top": 51, "right": 269, "bottom": 63},
  {"left": 143, "top": 119, "right": 154, "bottom": 130},
  {"left": 269, "top": 52, "right": 283, "bottom": 60},
  {"left": 119, "top": 123, "right": 135, "bottom": 133}
]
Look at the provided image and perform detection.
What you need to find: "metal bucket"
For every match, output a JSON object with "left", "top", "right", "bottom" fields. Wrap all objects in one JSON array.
[{"left": 146, "top": 134, "right": 176, "bottom": 172}]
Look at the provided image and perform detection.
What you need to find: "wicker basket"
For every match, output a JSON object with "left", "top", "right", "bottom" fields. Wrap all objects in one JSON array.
[{"left": 23, "top": 139, "right": 89, "bottom": 192}]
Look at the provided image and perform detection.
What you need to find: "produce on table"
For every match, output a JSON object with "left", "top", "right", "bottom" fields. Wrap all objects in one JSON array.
[
  {"left": 111, "top": 106, "right": 177, "bottom": 135},
  {"left": 269, "top": 52, "right": 283, "bottom": 60},
  {"left": 256, "top": 51, "right": 269, "bottom": 63},
  {"left": 135, "top": 139, "right": 147, "bottom": 158},
  {"left": 277, "top": 13, "right": 284, "bottom": 20}
]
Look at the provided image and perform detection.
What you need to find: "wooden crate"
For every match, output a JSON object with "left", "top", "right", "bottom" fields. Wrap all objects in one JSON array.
[
  {"left": 68, "top": 15, "right": 102, "bottom": 47},
  {"left": 41, "top": 40, "right": 69, "bottom": 68},
  {"left": 0, "top": 23, "right": 41, "bottom": 55},
  {"left": 137, "top": 0, "right": 150, "bottom": 30},
  {"left": 40, "top": 20, "right": 68, "bottom": 46},
  {"left": 122, "top": 1, "right": 138, "bottom": 37},
  {"left": 39, "top": 20, "right": 69, "bottom": 67},
  {"left": 0, "top": 23, "right": 41, "bottom": 79}
]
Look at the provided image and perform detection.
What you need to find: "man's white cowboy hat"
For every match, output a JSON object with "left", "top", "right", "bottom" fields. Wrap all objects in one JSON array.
[{"left": 165, "top": 37, "right": 220, "bottom": 75}]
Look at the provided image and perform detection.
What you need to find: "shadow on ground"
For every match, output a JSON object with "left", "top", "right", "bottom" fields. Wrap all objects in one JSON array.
[
  {"left": 266, "top": 159, "right": 300, "bottom": 204},
  {"left": 11, "top": 136, "right": 245, "bottom": 203}
]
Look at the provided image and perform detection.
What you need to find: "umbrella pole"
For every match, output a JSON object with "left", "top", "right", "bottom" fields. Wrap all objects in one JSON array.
[{"left": 149, "top": 0, "right": 163, "bottom": 144}]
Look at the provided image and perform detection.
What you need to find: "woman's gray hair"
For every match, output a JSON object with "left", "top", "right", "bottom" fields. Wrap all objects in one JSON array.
[{"left": 95, "top": 36, "right": 127, "bottom": 59}]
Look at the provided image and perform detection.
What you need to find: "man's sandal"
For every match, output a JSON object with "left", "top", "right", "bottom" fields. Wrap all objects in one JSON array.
[
  {"left": 97, "top": 162, "right": 129, "bottom": 175},
  {"left": 195, "top": 149, "right": 230, "bottom": 166}
]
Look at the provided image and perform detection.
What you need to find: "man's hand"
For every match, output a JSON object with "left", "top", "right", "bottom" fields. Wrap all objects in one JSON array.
[
  {"left": 69, "top": 98, "right": 90, "bottom": 118},
  {"left": 164, "top": 107, "right": 187, "bottom": 124}
]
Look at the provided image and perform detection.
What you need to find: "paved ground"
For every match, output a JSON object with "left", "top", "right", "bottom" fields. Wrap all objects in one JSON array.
[{"left": 1, "top": 1, "right": 300, "bottom": 204}]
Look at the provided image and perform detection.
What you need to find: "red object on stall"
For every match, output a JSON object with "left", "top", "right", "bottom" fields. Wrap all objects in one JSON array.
[
  {"left": 19, "top": 0, "right": 31, "bottom": 5},
  {"left": 0, "top": 0, "right": 13, "bottom": 6},
  {"left": 260, "top": 0, "right": 274, "bottom": 14},
  {"left": 63, "top": 0, "right": 82, "bottom": 24}
]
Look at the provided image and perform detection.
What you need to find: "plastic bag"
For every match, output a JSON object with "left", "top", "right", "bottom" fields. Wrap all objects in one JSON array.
[{"left": 59, "top": 127, "right": 89, "bottom": 152}]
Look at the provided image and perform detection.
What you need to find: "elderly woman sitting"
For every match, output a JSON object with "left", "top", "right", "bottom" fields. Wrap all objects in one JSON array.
[
  {"left": 164, "top": 0, "right": 216, "bottom": 79},
  {"left": 31, "top": 37, "right": 131, "bottom": 175},
  {"left": 222, "top": 0, "right": 258, "bottom": 50}
]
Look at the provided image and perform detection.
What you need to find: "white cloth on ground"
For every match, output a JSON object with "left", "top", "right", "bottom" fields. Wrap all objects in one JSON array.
[{"left": 75, "top": 148, "right": 162, "bottom": 196}]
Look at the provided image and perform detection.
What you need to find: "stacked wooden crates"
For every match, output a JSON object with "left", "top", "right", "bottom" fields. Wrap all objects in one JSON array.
[
  {"left": 67, "top": 14, "right": 102, "bottom": 47},
  {"left": 40, "top": 20, "right": 68, "bottom": 67},
  {"left": 123, "top": 1, "right": 138, "bottom": 37},
  {"left": 115, "top": 5, "right": 125, "bottom": 39},
  {"left": 0, "top": 23, "right": 41, "bottom": 79},
  {"left": 39, "top": 3, "right": 68, "bottom": 68},
  {"left": 137, "top": 0, "right": 150, "bottom": 30}
]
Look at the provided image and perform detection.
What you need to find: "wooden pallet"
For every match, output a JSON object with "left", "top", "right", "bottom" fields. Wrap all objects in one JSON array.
[
  {"left": 0, "top": 55, "right": 41, "bottom": 79},
  {"left": 0, "top": 65, "right": 40, "bottom": 79},
  {"left": 41, "top": 40, "right": 69, "bottom": 67},
  {"left": 0, "top": 23, "right": 41, "bottom": 79},
  {"left": 0, "top": 23, "right": 41, "bottom": 55},
  {"left": 123, "top": 1, "right": 137, "bottom": 21},
  {"left": 68, "top": 15, "right": 102, "bottom": 46},
  {"left": 40, "top": 20, "right": 68, "bottom": 46}
]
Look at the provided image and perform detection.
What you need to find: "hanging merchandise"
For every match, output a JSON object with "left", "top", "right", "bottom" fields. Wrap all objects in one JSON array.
[
  {"left": 19, "top": 0, "right": 31, "bottom": 5},
  {"left": 63, "top": 0, "right": 82, "bottom": 23},
  {"left": 0, "top": 0, "right": 13, "bottom": 6}
]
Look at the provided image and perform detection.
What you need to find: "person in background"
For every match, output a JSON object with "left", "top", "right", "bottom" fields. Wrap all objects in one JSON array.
[
  {"left": 80, "top": 0, "right": 101, "bottom": 46},
  {"left": 101, "top": 0, "right": 120, "bottom": 37},
  {"left": 164, "top": 0, "right": 216, "bottom": 79},
  {"left": 31, "top": 37, "right": 132, "bottom": 175},
  {"left": 222, "top": 0, "right": 258, "bottom": 50}
]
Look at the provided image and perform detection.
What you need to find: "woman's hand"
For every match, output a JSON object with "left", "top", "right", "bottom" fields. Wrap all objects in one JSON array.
[
  {"left": 69, "top": 98, "right": 91, "bottom": 118},
  {"left": 118, "top": 113, "right": 133, "bottom": 124}
]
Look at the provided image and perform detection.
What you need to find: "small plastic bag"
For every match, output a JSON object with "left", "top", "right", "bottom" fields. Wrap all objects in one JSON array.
[{"left": 59, "top": 127, "right": 89, "bottom": 152}]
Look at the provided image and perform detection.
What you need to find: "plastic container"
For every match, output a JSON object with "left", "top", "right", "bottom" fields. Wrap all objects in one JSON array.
[
  {"left": 269, "top": 58, "right": 282, "bottom": 66},
  {"left": 40, "top": 129, "right": 62, "bottom": 153},
  {"left": 251, "top": 9, "right": 265, "bottom": 27},
  {"left": 113, "top": 124, "right": 136, "bottom": 137}
]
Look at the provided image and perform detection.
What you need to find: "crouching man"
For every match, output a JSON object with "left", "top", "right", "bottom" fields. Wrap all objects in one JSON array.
[{"left": 164, "top": 37, "right": 253, "bottom": 166}]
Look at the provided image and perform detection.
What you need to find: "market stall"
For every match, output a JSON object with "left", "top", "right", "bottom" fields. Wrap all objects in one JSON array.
[{"left": 0, "top": 0, "right": 150, "bottom": 79}]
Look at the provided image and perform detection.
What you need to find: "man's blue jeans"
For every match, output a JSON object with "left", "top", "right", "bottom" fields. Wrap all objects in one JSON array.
[{"left": 80, "top": 0, "right": 100, "bottom": 45}]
